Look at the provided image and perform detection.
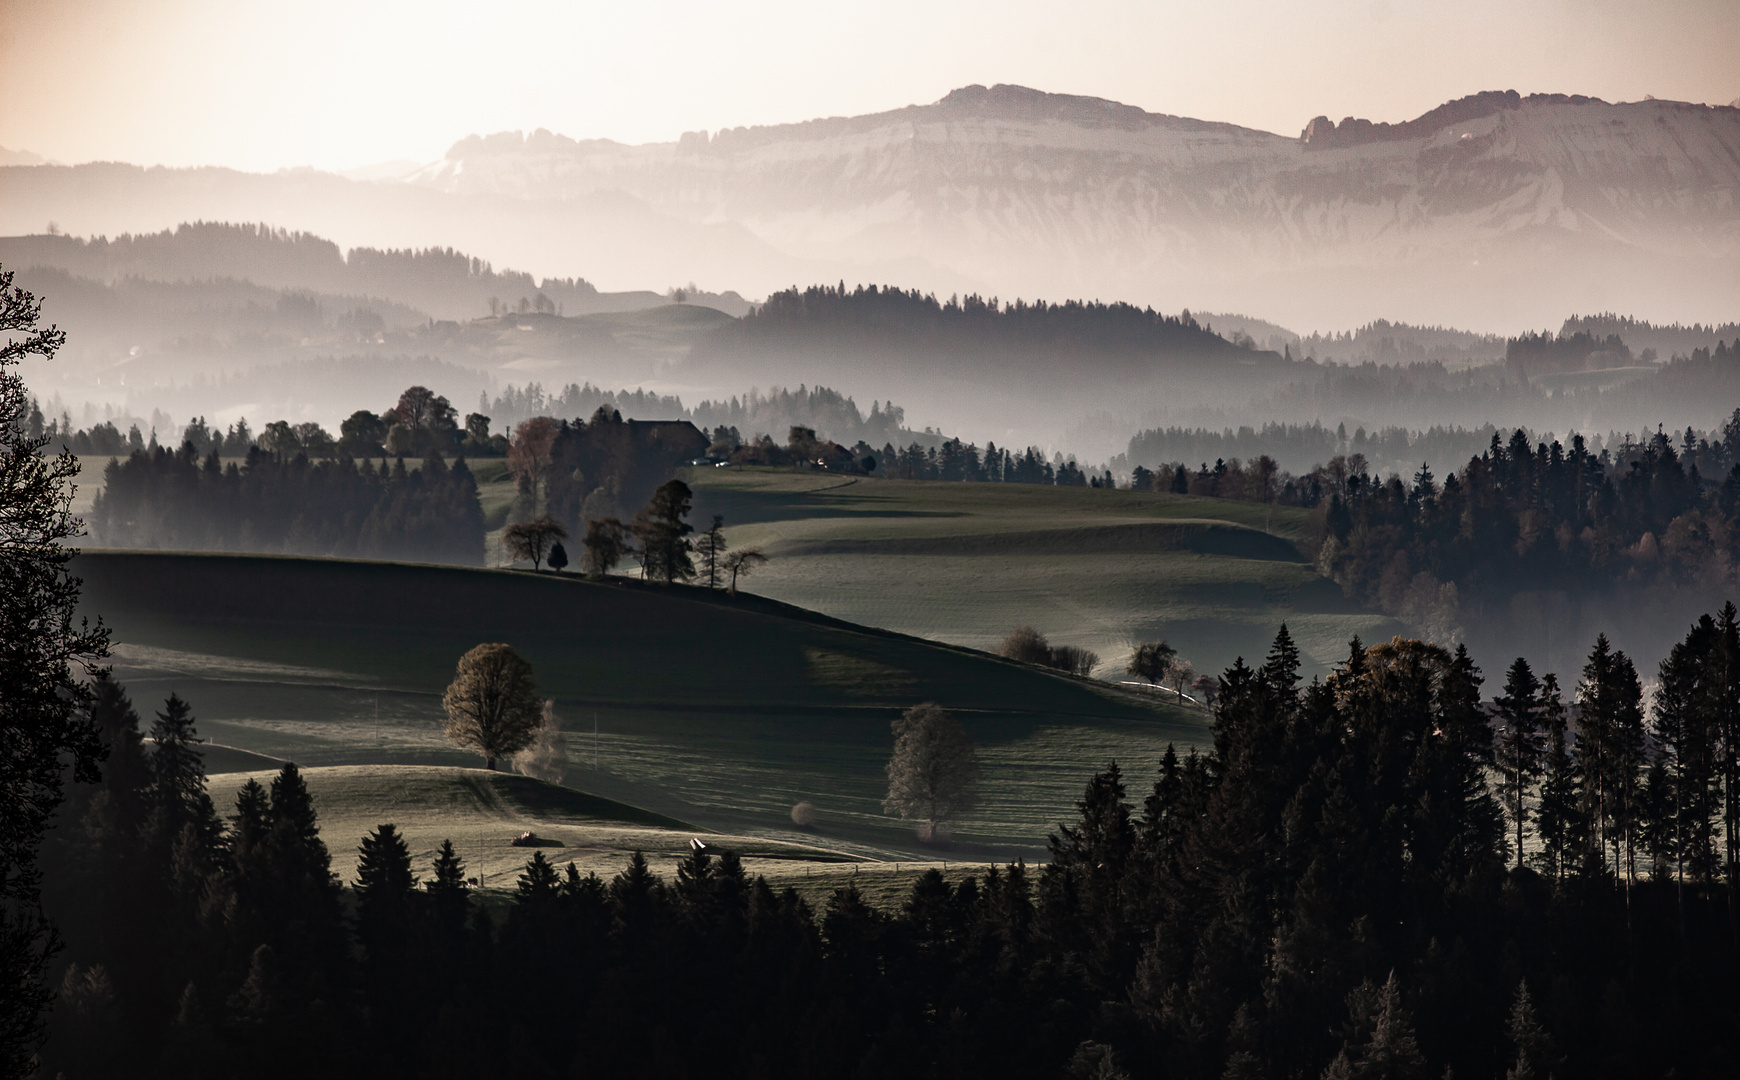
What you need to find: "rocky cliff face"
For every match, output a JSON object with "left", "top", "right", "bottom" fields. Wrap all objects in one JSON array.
[{"left": 408, "top": 85, "right": 1740, "bottom": 328}]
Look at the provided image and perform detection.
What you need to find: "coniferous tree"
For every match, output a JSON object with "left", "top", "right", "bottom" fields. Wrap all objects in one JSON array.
[
  {"left": 1495, "top": 657, "right": 1545, "bottom": 871},
  {"left": 694, "top": 514, "right": 728, "bottom": 588},
  {"left": 1654, "top": 619, "right": 1721, "bottom": 891},
  {"left": 425, "top": 838, "right": 471, "bottom": 940},
  {"left": 1503, "top": 980, "right": 1558, "bottom": 1080},
  {"left": 355, "top": 823, "right": 417, "bottom": 945},
  {"left": 1532, "top": 674, "right": 1579, "bottom": 882},
  {"left": 516, "top": 851, "right": 562, "bottom": 904}
]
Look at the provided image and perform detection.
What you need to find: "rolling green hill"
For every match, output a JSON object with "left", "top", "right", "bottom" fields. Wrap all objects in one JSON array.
[
  {"left": 685, "top": 468, "right": 1401, "bottom": 681},
  {"left": 76, "top": 550, "right": 1198, "bottom": 859}
]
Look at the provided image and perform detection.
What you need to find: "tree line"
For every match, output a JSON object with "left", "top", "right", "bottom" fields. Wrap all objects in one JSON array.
[
  {"left": 88, "top": 444, "right": 487, "bottom": 565},
  {"left": 1122, "top": 415, "right": 1740, "bottom": 645},
  {"left": 717, "top": 424, "right": 1114, "bottom": 488},
  {"left": 32, "top": 615, "right": 1740, "bottom": 1078}
]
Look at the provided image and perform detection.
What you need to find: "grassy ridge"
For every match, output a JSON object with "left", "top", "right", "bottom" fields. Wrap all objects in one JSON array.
[
  {"left": 78, "top": 550, "right": 1198, "bottom": 858},
  {"left": 203, "top": 765, "right": 863, "bottom": 890},
  {"left": 686, "top": 468, "right": 1401, "bottom": 680}
]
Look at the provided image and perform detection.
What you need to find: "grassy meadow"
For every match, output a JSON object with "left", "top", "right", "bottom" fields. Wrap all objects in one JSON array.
[
  {"left": 76, "top": 551, "right": 1201, "bottom": 869},
  {"left": 69, "top": 468, "right": 1402, "bottom": 889},
  {"left": 204, "top": 763, "right": 998, "bottom": 909},
  {"left": 683, "top": 468, "right": 1402, "bottom": 681}
]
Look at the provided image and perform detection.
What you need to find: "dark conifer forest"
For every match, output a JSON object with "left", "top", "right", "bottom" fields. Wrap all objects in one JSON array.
[
  {"left": 34, "top": 615, "right": 1740, "bottom": 1079},
  {"left": 88, "top": 446, "right": 488, "bottom": 564}
]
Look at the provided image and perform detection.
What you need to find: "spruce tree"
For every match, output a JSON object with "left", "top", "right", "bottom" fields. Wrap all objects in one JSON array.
[
  {"left": 1494, "top": 657, "right": 1544, "bottom": 871},
  {"left": 515, "top": 851, "right": 562, "bottom": 905},
  {"left": 1532, "top": 675, "right": 1579, "bottom": 882},
  {"left": 355, "top": 823, "right": 418, "bottom": 937},
  {"left": 426, "top": 838, "right": 470, "bottom": 935},
  {"left": 1503, "top": 980, "right": 1557, "bottom": 1080}
]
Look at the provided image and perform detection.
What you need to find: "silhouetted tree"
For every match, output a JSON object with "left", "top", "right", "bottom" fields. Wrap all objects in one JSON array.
[
  {"left": 695, "top": 514, "right": 728, "bottom": 588},
  {"left": 722, "top": 547, "right": 767, "bottom": 594},
  {"left": 1120, "top": 640, "right": 1176, "bottom": 681},
  {"left": 504, "top": 515, "right": 567, "bottom": 571},
  {"left": 1495, "top": 657, "right": 1545, "bottom": 871},
  {"left": 633, "top": 479, "right": 695, "bottom": 584},
  {"left": 582, "top": 517, "right": 630, "bottom": 577},
  {"left": 0, "top": 266, "right": 110, "bottom": 1072}
]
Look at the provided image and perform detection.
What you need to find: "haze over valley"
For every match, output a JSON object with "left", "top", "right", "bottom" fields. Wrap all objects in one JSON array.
[{"left": 7, "top": 7, "right": 1740, "bottom": 1075}]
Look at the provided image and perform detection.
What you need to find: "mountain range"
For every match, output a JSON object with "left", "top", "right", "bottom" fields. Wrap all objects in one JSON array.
[{"left": 3, "top": 86, "right": 1737, "bottom": 331}]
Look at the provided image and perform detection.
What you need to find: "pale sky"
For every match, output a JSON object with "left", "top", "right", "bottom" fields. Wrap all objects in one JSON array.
[{"left": 2, "top": 0, "right": 1737, "bottom": 172}]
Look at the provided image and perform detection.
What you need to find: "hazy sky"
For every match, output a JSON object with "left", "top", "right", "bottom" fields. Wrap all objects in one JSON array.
[{"left": 2, "top": 0, "right": 1737, "bottom": 172}]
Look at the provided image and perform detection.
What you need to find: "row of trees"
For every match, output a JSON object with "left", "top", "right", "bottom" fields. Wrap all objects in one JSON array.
[
  {"left": 1314, "top": 426, "right": 1740, "bottom": 638},
  {"left": 88, "top": 444, "right": 487, "bottom": 565},
  {"left": 501, "top": 479, "right": 769, "bottom": 590},
  {"left": 1123, "top": 418, "right": 1740, "bottom": 642},
  {"left": 719, "top": 422, "right": 1115, "bottom": 488},
  {"left": 1490, "top": 605, "right": 1740, "bottom": 898},
  {"left": 998, "top": 625, "right": 1101, "bottom": 677}
]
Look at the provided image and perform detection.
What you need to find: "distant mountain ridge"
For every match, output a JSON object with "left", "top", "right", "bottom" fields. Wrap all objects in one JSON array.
[
  {"left": 403, "top": 84, "right": 1740, "bottom": 328},
  {"left": 2, "top": 85, "right": 1735, "bottom": 329}
]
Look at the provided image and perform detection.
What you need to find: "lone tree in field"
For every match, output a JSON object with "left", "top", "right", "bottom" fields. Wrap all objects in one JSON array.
[
  {"left": 504, "top": 515, "right": 567, "bottom": 571},
  {"left": 442, "top": 644, "right": 542, "bottom": 770},
  {"left": 582, "top": 517, "right": 629, "bottom": 577},
  {"left": 546, "top": 541, "right": 569, "bottom": 574},
  {"left": 1, "top": 267, "right": 110, "bottom": 1070},
  {"left": 722, "top": 547, "right": 767, "bottom": 595},
  {"left": 694, "top": 514, "right": 728, "bottom": 588},
  {"left": 1127, "top": 640, "right": 1177, "bottom": 686},
  {"left": 883, "top": 702, "right": 980, "bottom": 844}
]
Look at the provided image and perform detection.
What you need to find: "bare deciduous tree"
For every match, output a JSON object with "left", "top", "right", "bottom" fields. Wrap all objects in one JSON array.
[
  {"left": 1000, "top": 625, "right": 1052, "bottom": 665},
  {"left": 694, "top": 514, "right": 728, "bottom": 588},
  {"left": 1166, "top": 657, "right": 1196, "bottom": 701},
  {"left": 513, "top": 700, "right": 569, "bottom": 782},
  {"left": 504, "top": 516, "right": 567, "bottom": 571},
  {"left": 722, "top": 548, "right": 767, "bottom": 594},
  {"left": 442, "top": 644, "right": 542, "bottom": 770},
  {"left": 883, "top": 702, "right": 980, "bottom": 844},
  {"left": 507, "top": 416, "right": 560, "bottom": 516},
  {"left": 582, "top": 517, "right": 629, "bottom": 577},
  {"left": 1127, "top": 641, "right": 1177, "bottom": 686},
  {"left": 1052, "top": 645, "right": 1100, "bottom": 677}
]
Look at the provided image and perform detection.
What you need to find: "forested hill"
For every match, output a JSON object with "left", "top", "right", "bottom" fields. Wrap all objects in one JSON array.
[
  {"left": 0, "top": 223, "right": 753, "bottom": 320},
  {"left": 690, "top": 284, "right": 1280, "bottom": 384}
]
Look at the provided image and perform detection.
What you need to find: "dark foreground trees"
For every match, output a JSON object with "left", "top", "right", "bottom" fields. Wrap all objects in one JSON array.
[
  {"left": 1, "top": 267, "right": 109, "bottom": 1077},
  {"left": 27, "top": 612, "right": 1740, "bottom": 1077}
]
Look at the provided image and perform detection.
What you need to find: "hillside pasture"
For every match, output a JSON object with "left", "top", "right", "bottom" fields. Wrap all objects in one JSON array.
[
  {"left": 685, "top": 468, "right": 1400, "bottom": 680},
  {"left": 80, "top": 551, "right": 1199, "bottom": 860}
]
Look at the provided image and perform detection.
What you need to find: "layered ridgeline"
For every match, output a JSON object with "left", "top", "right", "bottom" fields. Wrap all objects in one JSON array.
[
  {"left": 0, "top": 223, "right": 754, "bottom": 321},
  {"left": 9, "top": 217, "right": 1740, "bottom": 460},
  {"left": 9, "top": 86, "right": 1735, "bottom": 329}
]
